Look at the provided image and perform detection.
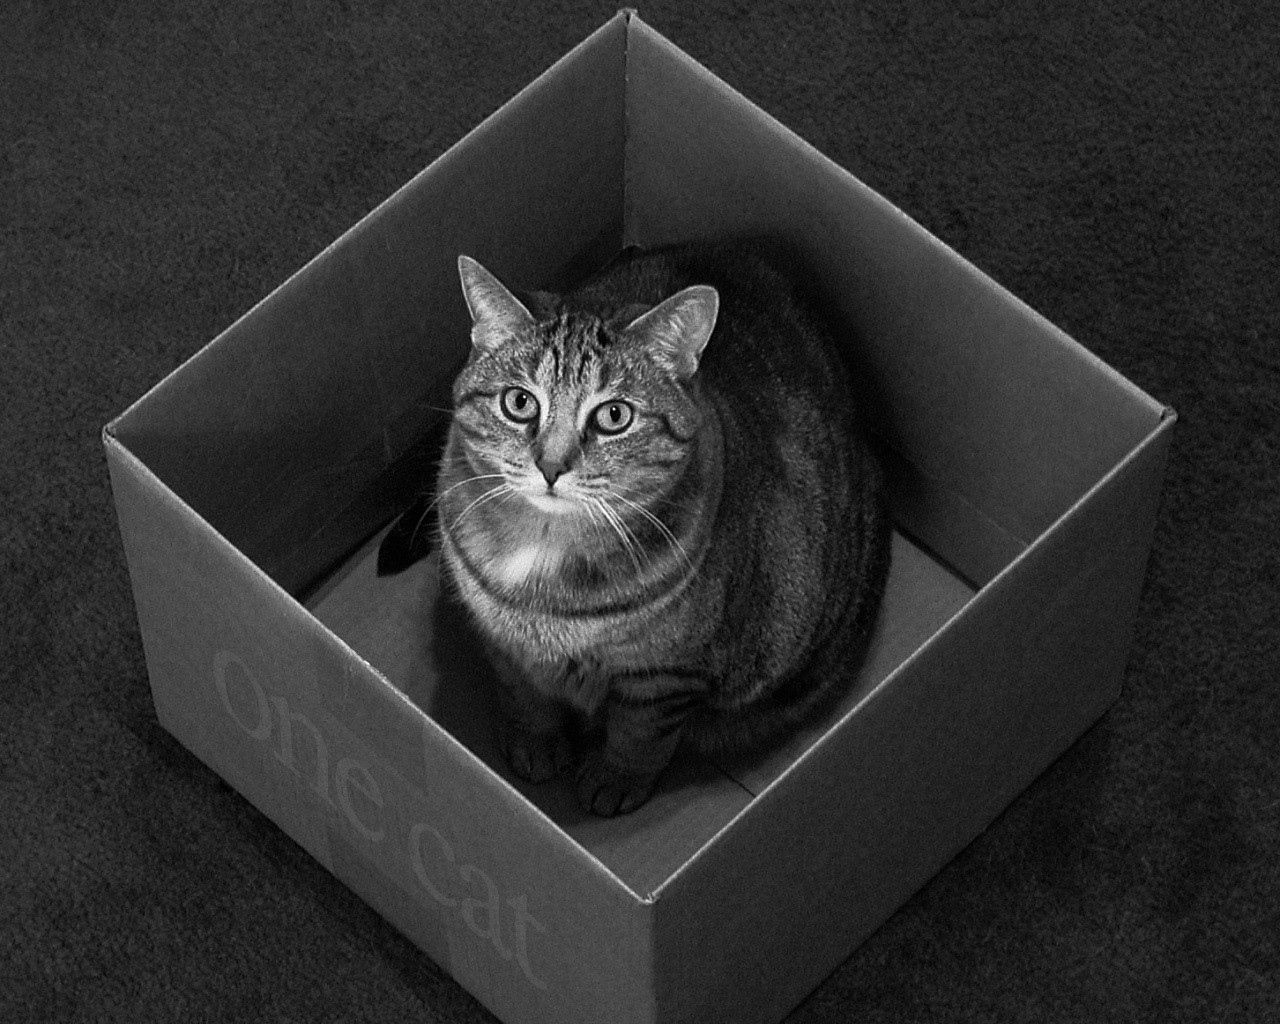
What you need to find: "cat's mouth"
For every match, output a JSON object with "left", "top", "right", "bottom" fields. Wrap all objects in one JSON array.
[{"left": 522, "top": 488, "right": 580, "bottom": 514}]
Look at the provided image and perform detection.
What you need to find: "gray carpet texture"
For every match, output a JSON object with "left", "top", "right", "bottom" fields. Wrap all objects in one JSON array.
[{"left": 3, "top": 1, "right": 1277, "bottom": 1021}]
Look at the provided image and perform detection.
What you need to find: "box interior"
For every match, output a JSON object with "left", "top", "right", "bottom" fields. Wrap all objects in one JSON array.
[
  {"left": 106, "top": 10, "right": 1167, "bottom": 899},
  {"left": 302, "top": 519, "right": 974, "bottom": 896}
]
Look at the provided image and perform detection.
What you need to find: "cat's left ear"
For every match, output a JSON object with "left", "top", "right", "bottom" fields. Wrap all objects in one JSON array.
[
  {"left": 458, "top": 255, "right": 536, "bottom": 353},
  {"left": 623, "top": 285, "right": 719, "bottom": 378}
]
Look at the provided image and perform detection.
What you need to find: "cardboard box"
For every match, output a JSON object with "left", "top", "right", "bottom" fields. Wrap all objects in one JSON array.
[{"left": 103, "top": 11, "right": 1175, "bottom": 1024}]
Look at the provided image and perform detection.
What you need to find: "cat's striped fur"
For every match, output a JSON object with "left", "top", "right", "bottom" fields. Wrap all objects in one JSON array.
[{"left": 436, "top": 239, "right": 891, "bottom": 815}]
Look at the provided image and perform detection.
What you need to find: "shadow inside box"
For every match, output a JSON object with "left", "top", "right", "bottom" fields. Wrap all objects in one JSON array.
[{"left": 306, "top": 512, "right": 976, "bottom": 897}]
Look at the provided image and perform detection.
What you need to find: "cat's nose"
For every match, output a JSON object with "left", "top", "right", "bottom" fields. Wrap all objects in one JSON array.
[
  {"left": 534, "top": 424, "right": 579, "bottom": 488},
  {"left": 537, "top": 455, "right": 569, "bottom": 488}
]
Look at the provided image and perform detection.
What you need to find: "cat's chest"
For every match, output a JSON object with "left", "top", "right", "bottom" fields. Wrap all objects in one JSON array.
[
  {"left": 444, "top": 533, "right": 680, "bottom": 661},
  {"left": 490, "top": 541, "right": 564, "bottom": 588},
  {"left": 459, "top": 565, "right": 618, "bottom": 662}
]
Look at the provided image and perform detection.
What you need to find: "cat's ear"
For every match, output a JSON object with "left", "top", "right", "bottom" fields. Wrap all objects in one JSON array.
[
  {"left": 458, "top": 255, "right": 536, "bottom": 353},
  {"left": 623, "top": 285, "right": 719, "bottom": 378}
]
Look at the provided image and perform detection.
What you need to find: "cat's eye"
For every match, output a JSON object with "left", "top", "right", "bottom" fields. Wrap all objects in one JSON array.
[
  {"left": 591, "top": 400, "right": 634, "bottom": 435},
  {"left": 499, "top": 386, "right": 539, "bottom": 423}
]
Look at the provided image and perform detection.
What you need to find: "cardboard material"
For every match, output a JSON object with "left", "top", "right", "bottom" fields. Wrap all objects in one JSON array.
[{"left": 104, "top": 11, "right": 1174, "bottom": 1024}]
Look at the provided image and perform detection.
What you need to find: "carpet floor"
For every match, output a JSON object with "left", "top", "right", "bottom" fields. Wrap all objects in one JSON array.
[{"left": 3, "top": 1, "right": 1277, "bottom": 1021}]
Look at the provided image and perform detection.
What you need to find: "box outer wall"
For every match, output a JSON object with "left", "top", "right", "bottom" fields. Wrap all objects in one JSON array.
[{"left": 102, "top": 10, "right": 1177, "bottom": 1024}]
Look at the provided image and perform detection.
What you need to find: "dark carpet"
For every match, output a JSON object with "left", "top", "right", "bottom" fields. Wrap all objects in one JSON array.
[{"left": 3, "top": 1, "right": 1277, "bottom": 1021}]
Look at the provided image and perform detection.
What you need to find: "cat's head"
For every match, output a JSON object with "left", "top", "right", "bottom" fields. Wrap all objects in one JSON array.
[{"left": 449, "top": 254, "right": 718, "bottom": 518}]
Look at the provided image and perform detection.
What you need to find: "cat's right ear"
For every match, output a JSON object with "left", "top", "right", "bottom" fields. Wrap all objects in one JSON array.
[
  {"left": 458, "top": 255, "right": 536, "bottom": 353},
  {"left": 623, "top": 285, "right": 719, "bottom": 379}
]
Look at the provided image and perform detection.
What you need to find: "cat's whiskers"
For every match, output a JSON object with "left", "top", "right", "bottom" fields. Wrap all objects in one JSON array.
[
  {"left": 585, "top": 495, "right": 629, "bottom": 569},
  {"left": 435, "top": 472, "right": 509, "bottom": 507},
  {"left": 445, "top": 481, "right": 517, "bottom": 537},
  {"left": 606, "top": 490, "right": 693, "bottom": 573},
  {"left": 411, "top": 472, "right": 508, "bottom": 551},
  {"left": 614, "top": 480, "right": 696, "bottom": 516},
  {"left": 578, "top": 497, "right": 612, "bottom": 561},
  {"left": 587, "top": 495, "right": 647, "bottom": 577}
]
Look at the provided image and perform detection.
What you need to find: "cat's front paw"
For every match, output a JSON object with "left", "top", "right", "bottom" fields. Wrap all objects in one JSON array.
[
  {"left": 498, "top": 722, "right": 574, "bottom": 784},
  {"left": 575, "top": 751, "right": 659, "bottom": 817},
  {"left": 559, "top": 657, "right": 609, "bottom": 715}
]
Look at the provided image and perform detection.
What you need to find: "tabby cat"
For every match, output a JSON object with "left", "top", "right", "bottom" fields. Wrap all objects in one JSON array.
[{"left": 431, "top": 239, "right": 890, "bottom": 816}]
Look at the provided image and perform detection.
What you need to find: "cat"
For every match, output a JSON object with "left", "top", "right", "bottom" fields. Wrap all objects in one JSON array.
[{"left": 426, "top": 238, "right": 891, "bottom": 816}]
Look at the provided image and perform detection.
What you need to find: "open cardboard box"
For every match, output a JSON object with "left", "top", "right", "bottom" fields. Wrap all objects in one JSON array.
[{"left": 103, "top": 11, "right": 1175, "bottom": 1024}]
